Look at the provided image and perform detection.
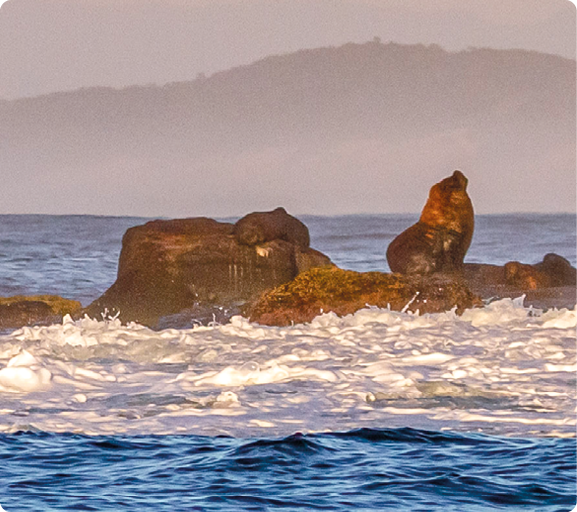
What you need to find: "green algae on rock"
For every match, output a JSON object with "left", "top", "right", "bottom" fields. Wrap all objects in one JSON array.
[
  {"left": 244, "top": 267, "right": 482, "bottom": 326},
  {"left": 0, "top": 295, "right": 82, "bottom": 329}
]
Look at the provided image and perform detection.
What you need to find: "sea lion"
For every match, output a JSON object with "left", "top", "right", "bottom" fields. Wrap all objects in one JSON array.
[
  {"left": 387, "top": 170, "right": 474, "bottom": 274},
  {"left": 504, "top": 261, "right": 551, "bottom": 290},
  {"left": 505, "top": 253, "right": 576, "bottom": 289},
  {"left": 534, "top": 253, "right": 577, "bottom": 286},
  {"left": 233, "top": 207, "right": 310, "bottom": 249}
]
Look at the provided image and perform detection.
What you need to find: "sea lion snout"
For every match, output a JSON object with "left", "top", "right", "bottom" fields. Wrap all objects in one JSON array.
[{"left": 451, "top": 170, "right": 468, "bottom": 189}]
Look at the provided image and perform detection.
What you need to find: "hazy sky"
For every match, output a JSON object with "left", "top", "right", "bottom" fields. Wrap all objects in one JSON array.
[
  {"left": 0, "top": 0, "right": 574, "bottom": 217},
  {"left": 0, "top": 0, "right": 574, "bottom": 99}
]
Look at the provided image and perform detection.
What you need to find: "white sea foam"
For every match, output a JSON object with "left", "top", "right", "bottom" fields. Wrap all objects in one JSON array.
[
  {"left": 0, "top": 351, "right": 52, "bottom": 393},
  {"left": 0, "top": 300, "right": 574, "bottom": 437}
]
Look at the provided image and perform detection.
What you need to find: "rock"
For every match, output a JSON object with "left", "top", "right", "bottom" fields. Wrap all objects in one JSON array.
[
  {"left": 233, "top": 207, "right": 310, "bottom": 248},
  {"left": 0, "top": 295, "right": 82, "bottom": 330},
  {"left": 155, "top": 303, "right": 243, "bottom": 330},
  {"left": 85, "top": 213, "right": 332, "bottom": 326},
  {"left": 295, "top": 247, "right": 334, "bottom": 273},
  {"left": 461, "top": 263, "right": 506, "bottom": 287},
  {"left": 387, "top": 170, "right": 474, "bottom": 274},
  {"left": 522, "top": 287, "right": 576, "bottom": 310},
  {"left": 245, "top": 267, "right": 482, "bottom": 326}
]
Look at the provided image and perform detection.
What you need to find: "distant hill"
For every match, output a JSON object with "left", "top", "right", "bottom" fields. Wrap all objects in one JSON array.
[{"left": 1, "top": 41, "right": 574, "bottom": 216}]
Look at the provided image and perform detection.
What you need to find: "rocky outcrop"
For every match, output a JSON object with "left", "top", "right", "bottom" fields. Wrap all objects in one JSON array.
[
  {"left": 387, "top": 170, "right": 474, "bottom": 274},
  {"left": 0, "top": 295, "right": 82, "bottom": 330},
  {"left": 245, "top": 267, "right": 482, "bottom": 326},
  {"left": 85, "top": 210, "right": 333, "bottom": 326}
]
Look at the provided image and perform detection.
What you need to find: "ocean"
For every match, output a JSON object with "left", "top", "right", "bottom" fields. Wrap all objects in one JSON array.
[{"left": 0, "top": 213, "right": 575, "bottom": 511}]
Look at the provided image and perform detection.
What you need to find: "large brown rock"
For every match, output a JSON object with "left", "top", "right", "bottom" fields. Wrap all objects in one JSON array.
[
  {"left": 0, "top": 295, "right": 82, "bottom": 330},
  {"left": 387, "top": 170, "right": 474, "bottom": 274},
  {"left": 245, "top": 267, "right": 482, "bottom": 326},
  {"left": 85, "top": 212, "right": 332, "bottom": 326}
]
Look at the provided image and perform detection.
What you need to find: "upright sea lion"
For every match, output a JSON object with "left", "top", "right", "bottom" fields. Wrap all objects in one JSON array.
[
  {"left": 233, "top": 207, "right": 310, "bottom": 249},
  {"left": 387, "top": 170, "right": 474, "bottom": 274}
]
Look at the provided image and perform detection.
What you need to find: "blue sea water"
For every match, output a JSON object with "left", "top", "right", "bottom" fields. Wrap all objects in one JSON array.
[
  {"left": 2, "top": 429, "right": 575, "bottom": 511},
  {"left": 0, "top": 213, "right": 575, "bottom": 511}
]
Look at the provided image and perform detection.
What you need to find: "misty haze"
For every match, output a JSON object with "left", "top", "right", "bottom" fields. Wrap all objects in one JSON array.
[
  {"left": 1, "top": 40, "right": 574, "bottom": 216},
  {"left": 0, "top": 0, "right": 574, "bottom": 216}
]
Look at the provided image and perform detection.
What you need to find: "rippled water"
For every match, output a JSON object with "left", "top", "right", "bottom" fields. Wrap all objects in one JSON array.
[
  {"left": 0, "top": 213, "right": 574, "bottom": 510},
  {"left": 2, "top": 428, "right": 575, "bottom": 511}
]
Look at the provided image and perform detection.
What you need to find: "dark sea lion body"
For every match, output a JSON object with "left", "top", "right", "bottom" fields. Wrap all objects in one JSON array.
[
  {"left": 233, "top": 207, "right": 310, "bottom": 249},
  {"left": 387, "top": 170, "right": 474, "bottom": 274},
  {"left": 505, "top": 253, "right": 577, "bottom": 290}
]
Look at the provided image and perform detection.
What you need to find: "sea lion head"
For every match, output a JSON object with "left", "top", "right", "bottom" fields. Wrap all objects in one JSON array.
[
  {"left": 419, "top": 170, "right": 473, "bottom": 233},
  {"left": 505, "top": 261, "right": 549, "bottom": 290},
  {"left": 428, "top": 170, "right": 468, "bottom": 205},
  {"left": 233, "top": 207, "right": 310, "bottom": 248},
  {"left": 535, "top": 253, "right": 576, "bottom": 286}
]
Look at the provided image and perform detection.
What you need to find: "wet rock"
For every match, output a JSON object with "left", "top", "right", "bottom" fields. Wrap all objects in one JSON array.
[
  {"left": 155, "top": 303, "right": 243, "bottom": 330},
  {"left": 295, "top": 247, "right": 334, "bottom": 273},
  {"left": 85, "top": 212, "right": 332, "bottom": 326},
  {"left": 245, "top": 267, "right": 481, "bottom": 326},
  {"left": 521, "top": 287, "right": 577, "bottom": 310},
  {"left": 0, "top": 295, "right": 82, "bottom": 330}
]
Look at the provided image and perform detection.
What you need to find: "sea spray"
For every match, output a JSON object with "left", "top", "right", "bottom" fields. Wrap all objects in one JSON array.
[{"left": 0, "top": 300, "right": 573, "bottom": 437}]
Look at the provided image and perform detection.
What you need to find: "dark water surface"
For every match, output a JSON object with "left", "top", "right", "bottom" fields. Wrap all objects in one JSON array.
[{"left": 2, "top": 428, "right": 575, "bottom": 511}]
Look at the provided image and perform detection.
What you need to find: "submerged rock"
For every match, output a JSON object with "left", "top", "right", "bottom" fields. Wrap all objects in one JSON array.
[
  {"left": 155, "top": 303, "right": 243, "bottom": 330},
  {"left": 0, "top": 295, "right": 82, "bottom": 329},
  {"left": 245, "top": 267, "right": 482, "bottom": 326},
  {"left": 85, "top": 211, "right": 332, "bottom": 326}
]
